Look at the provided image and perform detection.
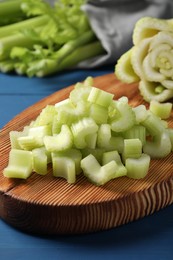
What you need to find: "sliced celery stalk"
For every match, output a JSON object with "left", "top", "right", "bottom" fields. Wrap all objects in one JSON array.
[
  {"left": 110, "top": 100, "right": 135, "bottom": 132},
  {"left": 89, "top": 103, "right": 108, "bottom": 124},
  {"left": 149, "top": 100, "right": 172, "bottom": 119},
  {"left": 102, "top": 151, "right": 127, "bottom": 177},
  {"left": 123, "top": 125, "right": 146, "bottom": 145},
  {"left": 125, "top": 153, "right": 150, "bottom": 179},
  {"left": 132, "top": 105, "right": 148, "bottom": 123},
  {"left": 81, "top": 147, "right": 105, "bottom": 164},
  {"left": 141, "top": 111, "right": 166, "bottom": 136},
  {"left": 123, "top": 138, "right": 142, "bottom": 161},
  {"left": 3, "top": 149, "right": 33, "bottom": 179},
  {"left": 88, "top": 87, "right": 114, "bottom": 107},
  {"left": 71, "top": 117, "right": 98, "bottom": 149},
  {"left": 143, "top": 131, "right": 172, "bottom": 158},
  {"left": 18, "top": 135, "right": 43, "bottom": 151},
  {"left": 51, "top": 153, "right": 76, "bottom": 183},
  {"left": 81, "top": 154, "right": 117, "bottom": 186},
  {"left": 44, "top": 124, "right": 73, "bottom": 152},
  {"left": 32, "top": 147, "right": 50, "bottom": 175}
]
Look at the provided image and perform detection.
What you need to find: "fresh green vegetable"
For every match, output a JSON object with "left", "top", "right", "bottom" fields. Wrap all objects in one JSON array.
[
  {"left": 115, "top": 16, "right": 173, "bottom": 102},
  {"left": 3, "top": 77, "right": 173, "bottom": 185},
  {"left": 0, "top": 0, "right": 105, "bottom": 77}
]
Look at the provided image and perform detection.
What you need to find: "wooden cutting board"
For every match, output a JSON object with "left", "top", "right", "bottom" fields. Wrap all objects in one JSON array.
[{"left": 0, "top": 73, "right": 173, "bottom": 235}]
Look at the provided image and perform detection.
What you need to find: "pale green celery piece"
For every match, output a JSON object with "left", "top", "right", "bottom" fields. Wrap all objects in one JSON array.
[
  {"left": 125, "top": 153, "right": 150, "bottom": 179},
  {"left": 110, "top": 100, "right": 135, "bottom": 132},
  {"left": 51, "top": 153, "right": 76, "bottom": 183},
  {"left": 29, "top": 124, "right": 52, "bottom": 140},
  {"left": 71, "top": 117, "right": 98, "bottom": 149},
  {"left": 81, "top": 147, "right": 105, "bottom": 164},
  {"left": 44, "top": 124, "right": 73, "bottom": 152},
  {"left": 52, "top": 115, "right": 62, "bottom": 135},
  {"left": 143, "top": 131, "right": 172, "bottom": 158},
  {"left": 54, "top": 98, "right": 71, "bottom": 109},
  {"left": 69, "top": 84, "right": 92, "bottom": 105},
  {"left": 88, "top": 87, "right": 114, "bottom": 107},
  {"left": 85, "top": 133, "right": 97, "bottom": 149},
  {"left": 83, "top": 76, "right": 94, "bottom": 87},
  {"left": 33, "top": 105, "right": 57, "bottom": 127},
  {"left": 3, "top": 149, "right": 33, "bottom": 179},
  {"left": 115, "top": 47, "right": 139, "bottom": 83},
  {"left": 102, "top": 151, "right": 127, "bottom": 177},
  {"left": 149, "top": 100, "right": 172, "bottom": 119},
  {"left": 52, "top": 149, "right": 82, "bottom": 175},
  {"left": 139, "top": 80, "right": 173, "bottom": 102},
  {"left": 32, "top": 147, "right": 49, "bottom": 175},
  {"left": 90, "top": 103, "right": 108, "bottom": 124},
  {"left": 81, "top": 154, "right": 118, "bottom": 186},
  {"left": 167, "top": 128, "right": 173, "bottom": 151},
  {"left": 97, "top": 124, "right": 124, "bottom": 153},
  {"left": 141, "top": 111, "right": 166, "bottom": 136},
  {"left": 9, "top": 125, "right": 31, "bottom": 149},
  {"left": 18, "top": 135, "right": 43, "bottom": 151},
  {"left": 56, "top": 108, "right": 77, "bottom": 126},
  {"left": 123, "top": 138, "right": 142, "bottom": 161},
  {"left": 132, "top": 105, "right": 148, "bottom": 123},
  {"left": 123, "top": 125, "right": 146, "bottom": 146}
]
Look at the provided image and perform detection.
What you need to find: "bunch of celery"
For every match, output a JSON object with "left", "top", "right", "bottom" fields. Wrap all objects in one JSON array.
[{"left": 0, "top": 0, "right": 105, "bottom": 77}]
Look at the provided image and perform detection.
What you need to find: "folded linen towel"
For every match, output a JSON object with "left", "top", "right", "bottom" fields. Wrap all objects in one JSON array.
[{"left": 78, "top": 0, "right": 173, "bottom": 68}]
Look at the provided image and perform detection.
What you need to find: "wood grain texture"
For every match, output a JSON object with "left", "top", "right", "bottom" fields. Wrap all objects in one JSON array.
[{"left": 0, "top": 73, "right": 173, "bottom": 235}]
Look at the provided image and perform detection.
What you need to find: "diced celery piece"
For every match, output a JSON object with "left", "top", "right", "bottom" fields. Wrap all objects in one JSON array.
[
  {"left": 33, "top": 105, "right": 57, "bottom": 126},
  {"left": 3, "top": 149, "right": 33, "bottom": 179},
  {"left": 110, "top": 100, "right": 135, "bottom": 132},
  {"left": 81, "top": 147, "right": 105, "bottom": 164},
  {"left": 54, "top": 98, "right": 71, "bottom": 109},
  {"left": 149, "top": 100, "right": 172, "bottom": 119},
  {"left": 51, "top": 150, "right": 80, "bottom": 183},
  {"left": 89, "top": 103, "right": 108, "bottom": 124},
  {"left": 18, "top": 136, "right": 43, "bottom": 151},
  {"left": 141, "top": 111, "right": 166, "bottom": 136},
  {"left": 81, "top": 154, "right": 117, "bottom": 186},
  {"left": 52, "top": 149, "right": 82, "bottom": 175},
  {"left": 32, "top": 147, "right": 50, "bottom": 175},
  {"left": 44, "top": 124, "right": 73, "bottom": 152},
  {"left": 167, "top": 128, "right": 173, "bottom": 151},
  {"left": 97, "top": 124, "right": 124, "bottom": 153},
  {"left": 102, "top": 151, "right": 127, "bottom": 177},
  {"left": 143, "top": 131, "right": 172, "bottom": 158},
  {"left": 85, "top": 133, "right": 97, "bottom": 149},
  {"left": 88, "top": 87, "right": 114, "bottom": 107},
  {"left": 69, "top": 83, "right": 92, "bottom": 104},
  {"left": 125, "top": 153, "right": 150, "bottom": 179},
  {"left": 132, "top": 105, "right": 148, "bottom": 123},
  {"left": 123, "top": 125, "right": 146, "bottom": 145},
  {"left": 71, "top": 117, "right": 98, "bottom": 149},
  {"left": 123, "top": 138, "right": 142, "bottom": 160}
]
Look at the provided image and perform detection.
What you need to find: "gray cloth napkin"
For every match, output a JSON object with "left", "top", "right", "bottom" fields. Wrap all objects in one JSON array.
[{"left": 78, "top": 0, "right": 173, "bottom": 68}]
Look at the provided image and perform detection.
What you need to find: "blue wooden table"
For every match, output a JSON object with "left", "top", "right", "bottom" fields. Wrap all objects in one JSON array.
[{"left": 0, "top": 66, "right": 173, "bottom": 260}]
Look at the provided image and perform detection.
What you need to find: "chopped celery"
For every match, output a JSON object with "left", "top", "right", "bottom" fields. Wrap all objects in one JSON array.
[
  {"left": 88, "top": 87, "right": 114, "bottom": 107},
  {"left": 132, "top": 105, "right": 148, "bottom": 123},
  {"left": 109, "top": 100, "right": 135, "bottom": 132},
  {"left": 81, "top": 147, "right": 105, "bottom": 164},
  {"left": 123, "top": 125, "right": 146, "bottom": 145},
  {"left": 141, "top": 111, "right": 166, "bottom": 136},
  {"left": 123, "top": 138, "right": 142, "bottom": 161},
  {"left": 32, "top": 147, "right": 50, "bottom": 175},
  {"left": 81, "top": 154, "right": 118, "bottom": 186},
  {"left": 125, "top": 153, "right": 150, "bottom": 179},
  {"left": 89, "top": 103, "right": 108, "bottom": 124},
  {"left": 44, "top": 124, "right": 73, "bottom": 152},
  {"left": 51, "top": 149, "right": 82, "bottom": 183},
  {"left": 149, "top": 100, "right": 172, "bottom": 119},
  {"left": 143, "top": 131, "right": 172, "bottom": 158},
  {"left": 71, "top": 117, "right": 98, "bottom": 149},
  {"left": 102, "top": 151, "right": 127, "bottom": 177},
  {"left": 3, "top": 149, "right": 33, "bottom": 179}
]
